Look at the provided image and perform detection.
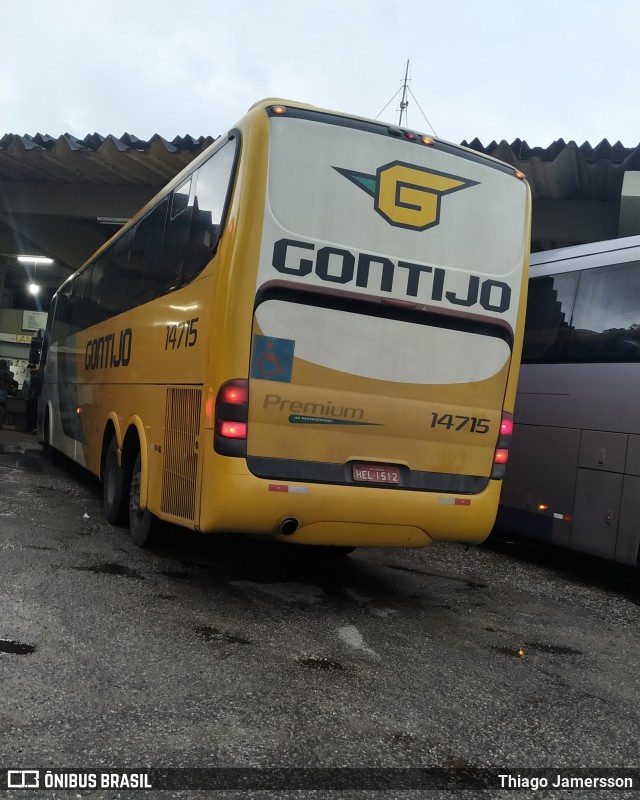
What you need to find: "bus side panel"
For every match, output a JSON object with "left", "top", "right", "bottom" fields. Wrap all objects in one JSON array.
[
  {"left": 617, "top": 475, "right": 640, "bottom": 566},
  {"left": 41, "top": 275, "right": 213, "bottom": 517},
  {"left": 615, "top": 434, "right": 640, "bottom": 566},
  {"left": 571, "top": 468, "right": 622, "bottom": 560},
  {"left": 497, "top": 423, "right": 580, "bottom": 548}
]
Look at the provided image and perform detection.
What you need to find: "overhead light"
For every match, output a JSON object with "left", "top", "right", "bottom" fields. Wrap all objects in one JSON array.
[
  {"left": 17, "top": 255, "right": 54, "bottom": 264},
  {"left": 18, "top": 255, "right": 49, "bottom": 295}
]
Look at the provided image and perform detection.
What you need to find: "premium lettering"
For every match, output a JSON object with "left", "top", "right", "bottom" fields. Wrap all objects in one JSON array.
[
  {"left": 263, "top": 393, "right": 364, "bottom": 421},
  {"left": 272, "top": 238, "right": 511, "bottom": 314}
]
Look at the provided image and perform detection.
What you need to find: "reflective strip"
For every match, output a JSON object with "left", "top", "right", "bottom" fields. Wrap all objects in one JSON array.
[
  {"left": 268, "top": 484, "right": 308, "bottom": 494},
  {"left": 439, "top": 497, "right": 471, "bottom": 506}
]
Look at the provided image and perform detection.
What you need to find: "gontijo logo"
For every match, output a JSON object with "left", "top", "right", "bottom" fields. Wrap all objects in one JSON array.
[{"left": 334, "top": 161, "right": 478, "bottom": 231}]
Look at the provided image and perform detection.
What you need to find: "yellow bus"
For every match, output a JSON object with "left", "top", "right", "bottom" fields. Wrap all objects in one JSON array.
[{"left": 38, "top": 99, "right": 531, "bottom": 550}]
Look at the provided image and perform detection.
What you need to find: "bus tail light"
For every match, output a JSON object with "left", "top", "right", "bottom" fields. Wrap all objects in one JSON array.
[
  {"left": 219, "top": 381, "right": 248, "bottom": 406},
  {"left": 219, "top": 421, "right": 247, "bottom": 439},
  {"left": 491, "top": 412, "right": 513, "bottom": 479},
  {"left": 214, "top": 379, "right": 248, "bottom": 457},
  {"left": 499, "top": 415, "right": 514, "bottom": 437}
]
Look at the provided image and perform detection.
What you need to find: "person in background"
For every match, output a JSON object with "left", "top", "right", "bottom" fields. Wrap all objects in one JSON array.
[
  {"left": 21, "top": 367, "right": 31, "bottom": 397},
  {"left": 0, "top": 359, "right": 16, "bottom": 429}
]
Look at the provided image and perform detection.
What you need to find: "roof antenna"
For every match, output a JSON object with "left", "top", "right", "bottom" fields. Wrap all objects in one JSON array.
[
  {"left": 398, "top": 60, "right": 410, "bottom": 127},
  {"left": 375, "top": 60, "right": 436, "bottom": 135}
]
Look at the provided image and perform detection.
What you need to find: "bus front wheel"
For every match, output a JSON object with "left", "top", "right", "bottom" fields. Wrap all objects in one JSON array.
[{"left": 129, "top": 452, "right": 157, "bottom": 547}]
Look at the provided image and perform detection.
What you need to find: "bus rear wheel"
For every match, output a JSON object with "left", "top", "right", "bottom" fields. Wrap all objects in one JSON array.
[
  {"left": 129, "top": 451, "right": 157, "bottom": 547},
  {"left": 103, "top": 437, "right": 128, "bottom": 525}
]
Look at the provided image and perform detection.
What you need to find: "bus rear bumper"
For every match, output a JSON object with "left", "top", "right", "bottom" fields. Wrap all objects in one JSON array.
[
  {"left": 272, "top": 521, "right": 432, "bottom": 548},
  {"left": 198, "top": 461, "right": 501, "bottom": 548}
]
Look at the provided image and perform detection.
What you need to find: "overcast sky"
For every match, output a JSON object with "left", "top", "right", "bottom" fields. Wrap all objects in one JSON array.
[{"left": 1, "top": 0, "right": 638, "bottom": 148}]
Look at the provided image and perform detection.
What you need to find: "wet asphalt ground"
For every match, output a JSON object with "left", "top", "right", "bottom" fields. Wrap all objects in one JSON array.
[{"left": 0, "top": 427, "right": 639, "bottom": 800}]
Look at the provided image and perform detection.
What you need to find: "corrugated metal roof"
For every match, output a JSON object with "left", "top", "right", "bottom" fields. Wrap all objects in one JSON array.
[
  {"left": 0, "top": 132, "right": 216, "bottom": 185},
  {"left": 1, "top": 132, "right": 638, "bottom": 203},
  {"left": 462, "top": 138, "right": 640, "bottom": 201}
]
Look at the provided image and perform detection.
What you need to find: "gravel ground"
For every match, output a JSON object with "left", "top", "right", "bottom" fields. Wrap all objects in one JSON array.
[{"left": 1, "top": 428, "right": 638, "bottom": 800}]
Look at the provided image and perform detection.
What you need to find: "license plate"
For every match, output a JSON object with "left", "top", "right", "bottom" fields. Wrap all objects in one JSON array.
[{"left": 352, "top": 463, "right": 401, "bottom": 485}]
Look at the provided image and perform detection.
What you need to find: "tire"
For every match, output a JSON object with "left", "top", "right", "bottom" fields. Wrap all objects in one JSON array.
[
  {"left": 128, "top": 451, "right": 157, "bottom": 547},
  {"left": 103, "top": 437, "right": 128, "bottom": 525},
  {"left": 41, "top": 411, "right": 53, "bottom": 458}
]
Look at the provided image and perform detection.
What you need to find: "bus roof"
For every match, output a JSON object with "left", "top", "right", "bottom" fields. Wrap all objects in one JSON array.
[{"left": 530, "top": 235, "right": 640, "bottom": 268}]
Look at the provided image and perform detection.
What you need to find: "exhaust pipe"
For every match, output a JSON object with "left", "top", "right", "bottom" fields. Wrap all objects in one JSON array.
[{"left": 277, "top": 518, "right": 299, "bottom": 536}]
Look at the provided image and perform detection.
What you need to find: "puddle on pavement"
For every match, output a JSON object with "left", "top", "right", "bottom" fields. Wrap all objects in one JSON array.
[
  {"left": 0, "top": 443, "right": 46, "bottom": 473},
  {"left": 230, "top": 580, "right": 328, "bottom": 605},
  {"left": 160, "top": 569, "right": 195, "bottom": 582},
  {"left": 194, "top": 625, "right": 251, "bottom": 645},
  {"left": 75, "top": 563, "right": 144, "bottom": 580},
  {"left": 297, "top": 657, "right": 345, "bottom": 671},
  {"left": 492, "top": 646, "right": 527, "bottom": 658},
  {"left": 385, "top": 563, "right": 488, "bottom": 590},
  {"left": 0, "top": 444, "right": 31, "bottom": 455},
  {"left": 493, "top": 641, "right": 582, "bottom": 658},
  {"left": 0, "top": 639, "right": 36, "bottom": 655},
  {"left": 522, "top": 641, "right": 583, "bottom": 656}
]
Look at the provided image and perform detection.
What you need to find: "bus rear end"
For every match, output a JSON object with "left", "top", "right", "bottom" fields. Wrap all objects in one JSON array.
[{"left": 207, "top": 101, "right": 530, "bottom": 548}]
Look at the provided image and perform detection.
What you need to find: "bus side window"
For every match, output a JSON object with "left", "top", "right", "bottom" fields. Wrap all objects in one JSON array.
[
  {"left": 89, "top": 252, "right": 108, "bottom": 326},
  {"left": 72, "top": 264, "right": 94, "bottom": 331},
  {"left": 160, "top": 177, "right": 194, "bottom": 290},
  {"left": 51, "top": 284, "right": 73, "bottom": 342},
  {"left": 93, "top": 228, "right": 135, "bottom": 318},
  {"left": 129, "top": 198, "right": 169, "bottom": 305},
  {"left": 521, "top": 272, "right": 579, "bottom": 363},
  {"left": 567, "top": 261, "right": 640, "bottom": 363},
  {"left": 182, "top": 138, "right": 237, "bottom": 282}
]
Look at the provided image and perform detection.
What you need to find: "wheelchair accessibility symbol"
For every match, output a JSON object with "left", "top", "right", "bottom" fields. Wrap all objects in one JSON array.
[{"left": 250, "top": 335, "right": 295, "bottom": 382}]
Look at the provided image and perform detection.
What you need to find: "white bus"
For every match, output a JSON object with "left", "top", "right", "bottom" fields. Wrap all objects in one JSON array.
[{"left": 495, "top": 235, "right": 640, "bottom": 566}]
